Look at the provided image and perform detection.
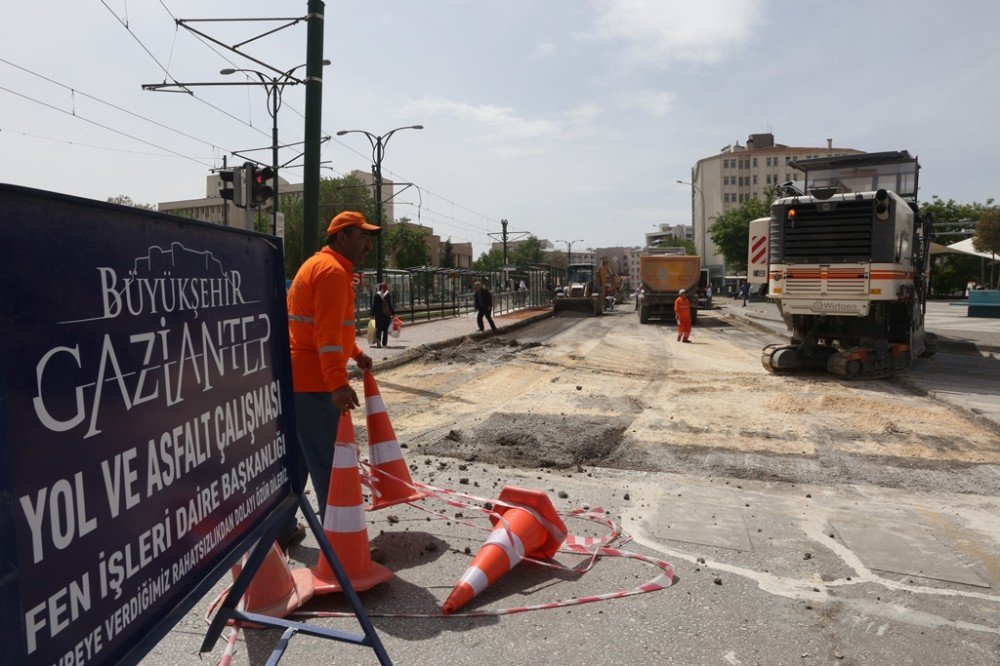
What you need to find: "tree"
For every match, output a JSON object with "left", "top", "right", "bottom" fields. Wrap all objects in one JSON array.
[
  {"left": 920, "top": 195, "right": 995, "bottom": 295},
  {"left": 473, "top": 246, "right": 504, "bottom": 272},
  {"left": 973, "top": 209, "right": 1000, "bottom": 256},
  {"left": 973, "top": 208, "right": 1000, "bottom": 288},
  {"left": 547, "top": 250, "right": 568, "bottom": 269},
  {"left": 708, "top": 196, "right": 771, "bottom": 274},
  {"left": 107, "top": 194, "right": 156, "bottom": 210},
  {"left": 281, "top": 173, "right": 375, "bottom": 278},
  {"left": 383, "top": 217, "right": 431, "bottom": 269},
  {"left": 653, "top": 236, "right": 697, "bottom": 255},
  {"left": 921, "top": 196, "right": 992, "bottom": 237},
  {"left": 441, "top": 238, "right": 455, "bottom": 268},
  {"left": 509, "top": 235, "right": 546, "bottom": 266}
]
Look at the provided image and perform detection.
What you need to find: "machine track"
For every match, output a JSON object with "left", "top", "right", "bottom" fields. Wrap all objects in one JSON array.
[
  {"left": 762, "top": 341, "right": 913, "bottom": 380},
  {"left": 826, "top": 343, "right": 911, "bottom": 380}
]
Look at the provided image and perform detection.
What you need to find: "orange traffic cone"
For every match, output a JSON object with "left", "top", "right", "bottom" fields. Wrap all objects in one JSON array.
[
  {"left": 441, "top": 486, "right": 567, "bottom": 615},
  {"left": 225, "top": 542, "right": 314, "bottom": 625},
  {"left": 309, "top": 410, "right": 394, "bottom": 594},
  {"left": 363, "top": 371, "right": 426, "bottom": 510}
]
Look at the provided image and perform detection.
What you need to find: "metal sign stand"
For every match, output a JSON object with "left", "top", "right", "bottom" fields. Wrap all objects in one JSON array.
[{"left": 199, "top": 493, "right": 392, "bottom": 665}]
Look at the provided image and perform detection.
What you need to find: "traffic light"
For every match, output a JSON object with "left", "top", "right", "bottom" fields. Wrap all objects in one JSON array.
[
  {"left": 219, "top": 167, "right": 246, "bottom": 207},
  {"left": 249, "top": 164, "right": 274, "bottom": 207}
]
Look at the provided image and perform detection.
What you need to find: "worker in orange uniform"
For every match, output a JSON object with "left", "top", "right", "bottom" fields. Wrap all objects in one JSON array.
[
  {"left": 280, "top": 211, "right": 379, "bottom": 547},
  {"left": 674, "top": 288, "right": 692, "bottom": 343}
]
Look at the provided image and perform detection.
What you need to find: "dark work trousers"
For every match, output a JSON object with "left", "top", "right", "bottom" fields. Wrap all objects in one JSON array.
[
  {"left": 477, "top": 308, "right": 497, "bottom": 332},
  {"left": 283, "top": 392, "right": 341, "bottom": 535}
]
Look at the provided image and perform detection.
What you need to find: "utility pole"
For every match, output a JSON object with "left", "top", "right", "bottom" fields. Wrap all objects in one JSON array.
[
  {"left": 302, "top": 0, "right": 325, "bottom": 268},
  {"left": 501, "top": 219, "right": 509, "bottom": 266},
  {"left": 222, "top": 155, "right": 228, "bottom": 227}
]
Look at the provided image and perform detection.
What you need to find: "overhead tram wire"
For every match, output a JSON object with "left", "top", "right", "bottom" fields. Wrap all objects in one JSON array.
[
  {"left": 99, "top": 0, "right": 272, "bottom": 142},
  {"left": 144, "top": 4, "right": 507, "bottom": 239},
  {"left": 0, "top": 58, "right": 226, "bottom": 154},
  {"left": 0, "top": 85, "right": 214, "bottom": 167},
  {"left": 0, "top": 126, "right": 209, "bottom": 159}
]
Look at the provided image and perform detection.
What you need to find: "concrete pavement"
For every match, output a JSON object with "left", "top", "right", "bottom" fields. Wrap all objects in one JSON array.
[
  {"left": 714, "top": 298, "right": 1000, "bottom": 432},
  {"left": 715, "top": 298, "right": 1000, "bottom": 355},
  {"left": 355, "top": 306, "right": 554, "bottom": 373}
]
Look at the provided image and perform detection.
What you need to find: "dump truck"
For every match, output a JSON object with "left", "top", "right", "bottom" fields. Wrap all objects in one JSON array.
[
  {"left": 637, "top": 254, "right": 701, "bottom": 324},
  {"left": 755, "top": 150, "right": 935, "bottom": 379},
  {"left": 553, "top": 263, "right": 602, "bottom": 316}
]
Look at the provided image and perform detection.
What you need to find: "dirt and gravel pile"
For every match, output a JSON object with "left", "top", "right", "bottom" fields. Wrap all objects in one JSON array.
[
  {"left": 424, "top": 412, "right": 630, "bottom": 469},
  {"left": 424, "top": 337, "right": 541, "bottom": 365}
]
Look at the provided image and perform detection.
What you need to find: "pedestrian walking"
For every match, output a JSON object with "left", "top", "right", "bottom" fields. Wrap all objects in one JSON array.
[
  {"left": 370, "top": 282, "right": 395, "bottom": 348},
  {"left": 705, "top": 284, "right": 713, "bottom": 308},
  {"left": 675, "top": 288, "right": 692, "bottom": 343},
  {"left": 740, "top": 281, "right": 751, "bottom": 307},
  {"left": 474, "top": 281, "right": 498, "bottom": 333},
  {"left": 282, "top": 210, "right": 378, "bottom": 547}
]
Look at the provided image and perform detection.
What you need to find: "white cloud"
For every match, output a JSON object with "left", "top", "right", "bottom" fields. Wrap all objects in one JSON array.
[
  {"left": 404, "top": 96, "right": 560, "bottom": 141},
  {"left": 531, "top": 42, "right": 558, "bottom": 59},
  {"left": 578, "top": 0, "right": 764, "bottom": 65},
  {"left": 566, "top": 103, "right": 604, "bottom": 125},
  {"left": 626, "top": 90, "right": 675, "bottom": 116}
]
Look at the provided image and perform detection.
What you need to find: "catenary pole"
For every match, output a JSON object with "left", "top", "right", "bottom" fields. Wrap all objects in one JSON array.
[{"left": 302, "top": 0, "right": 325, "bottom": 271}]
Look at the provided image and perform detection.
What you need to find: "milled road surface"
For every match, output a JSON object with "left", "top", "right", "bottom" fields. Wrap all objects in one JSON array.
[
  {"left": 160, "top": 308, "right": 1000, "bottom": 666},
  {"left": 393, "top": 310, "right": 1000, "bottom": 494}
]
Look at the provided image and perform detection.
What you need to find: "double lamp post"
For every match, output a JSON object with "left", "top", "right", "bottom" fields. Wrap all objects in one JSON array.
[
  {"left": 336, "top": 125, "right": 423, "bottom": 283},
  {"left": 220, "top": 61, "right": 330, "bottom": 236}
]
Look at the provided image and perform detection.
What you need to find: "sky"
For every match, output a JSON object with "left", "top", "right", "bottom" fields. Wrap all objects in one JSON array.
[{"left": 3, "top": 1, "right": 999, "bottom": 258}]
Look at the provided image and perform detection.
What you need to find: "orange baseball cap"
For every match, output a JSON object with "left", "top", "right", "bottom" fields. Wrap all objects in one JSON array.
[{"left": 327, "top": 211, "right": 381, "bottom": 236}]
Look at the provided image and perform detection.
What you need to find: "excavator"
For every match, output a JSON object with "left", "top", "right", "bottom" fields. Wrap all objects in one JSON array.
[{"left": 553, "top": 257, "right": 622, "bottom": 317}]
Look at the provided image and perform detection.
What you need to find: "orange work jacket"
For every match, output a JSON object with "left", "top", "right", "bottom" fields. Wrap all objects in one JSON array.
[
  {"left": 674, "top": 295, "right": 691, "bottom": 319},
  {"left": 287, "top": 247, "right": 361, "bottom": 392}
]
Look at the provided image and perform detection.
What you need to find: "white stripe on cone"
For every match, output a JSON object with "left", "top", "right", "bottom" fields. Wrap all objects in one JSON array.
[
  {"left": 485, "top": 528, "right": 525, "bottom": 569},
  {"left": 332, "top": 443, "right": 358, "bottom": 468},
  {"left": 323, "top": 504, "right": 366, "bottom": 533},
  {"left": 458, "top": 566, "right": 489, "bottom": 595},
  {"left": 365, "top": 395, "right": 387, "bottom": 415},
  {"left": 369, "top": 440, "right": 404, "bottom": 465}
]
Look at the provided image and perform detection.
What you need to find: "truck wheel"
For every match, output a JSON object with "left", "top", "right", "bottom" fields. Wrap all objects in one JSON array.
[
  {"left": 920, "top": 332, "right": 938, "bottom": 358},
  {"left": 690, "top": 308, "right": 698, "bottom": 325},
  {"left": 639, "top": 304, "right": 650, "bottom": 324}
]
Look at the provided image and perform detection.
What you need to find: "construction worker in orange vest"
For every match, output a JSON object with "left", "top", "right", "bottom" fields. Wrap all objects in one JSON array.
[
  {"left": 675, "top": 288, "right": 692, "bottom": 343},
  {"left": 281, "top": 211, "right": 379, "bottom": 547}
]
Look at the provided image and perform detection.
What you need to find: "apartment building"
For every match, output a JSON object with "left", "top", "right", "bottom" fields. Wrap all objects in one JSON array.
[{"left": 688, "top": 133, "right": 863, "bottom": 278}]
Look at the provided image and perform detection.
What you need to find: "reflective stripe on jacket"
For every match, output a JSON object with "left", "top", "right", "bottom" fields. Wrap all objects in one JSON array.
[{"left": 287, "top": 247, "right": 360, "bottom": 392}]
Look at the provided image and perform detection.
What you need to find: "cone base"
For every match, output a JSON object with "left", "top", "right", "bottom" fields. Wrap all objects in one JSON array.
[
  {"left": 220, "top": 566, "right": 315, "bottom": 628},
  {"left": 309, "top": 561, "right": 394, "bottom": 594},
  {"left": 367, "top": 490, "right": 427, "bottom": 511}
]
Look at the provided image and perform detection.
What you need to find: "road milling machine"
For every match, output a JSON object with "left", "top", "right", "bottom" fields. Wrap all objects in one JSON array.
[{"left": 750, "top": 151, "right": 935, "bottom": 379}]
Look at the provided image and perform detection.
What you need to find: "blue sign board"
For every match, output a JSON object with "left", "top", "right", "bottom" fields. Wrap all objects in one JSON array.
[{"left": 0, "top": 185, "right": 298, "bottom": 665}]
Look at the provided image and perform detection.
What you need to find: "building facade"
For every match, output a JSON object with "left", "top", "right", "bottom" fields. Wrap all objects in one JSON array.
[
  {"left": 689, "top": 133, "right": 864, "bottom": 278},
  {"left": 645, "top": 223, "right": 693, "bottom": 249},
  {"left": 158, "top": 170, "right": 469, "bottom": 267}
]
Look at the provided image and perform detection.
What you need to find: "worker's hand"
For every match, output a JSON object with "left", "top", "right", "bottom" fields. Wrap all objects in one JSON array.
[
  {"left": 354, "top": 352, "right": 373, "bottom": 373},
  {"left": 331, "top": 385, "right": 360, "bottom": 412}
]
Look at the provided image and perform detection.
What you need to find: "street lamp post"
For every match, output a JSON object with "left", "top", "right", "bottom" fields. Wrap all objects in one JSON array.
[
  {"left": 221, "top": 61, "right": 330, "bottom": 235},
  {"left": 336, "top": 126, "right": 424, "bottom": 283},
  {"left": 676, "top": 179, "right": 707, "bottom": 263},
  {"left": 556, "top": 239, "right": 584, "bottom": 264}
]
